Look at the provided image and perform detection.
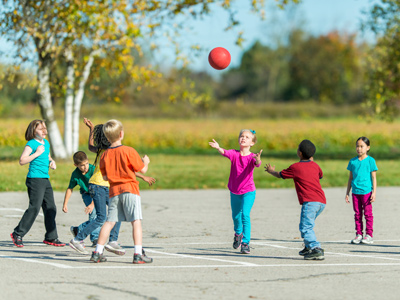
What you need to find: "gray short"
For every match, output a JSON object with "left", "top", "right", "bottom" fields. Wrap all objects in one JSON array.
[{"left": 107, "top": 193, "right": 142, "bottom": 222}]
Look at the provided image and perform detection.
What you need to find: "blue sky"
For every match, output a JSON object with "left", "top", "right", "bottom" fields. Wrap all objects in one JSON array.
[{"left": 153, "top": 0, "right": 379, "bottom": 73}]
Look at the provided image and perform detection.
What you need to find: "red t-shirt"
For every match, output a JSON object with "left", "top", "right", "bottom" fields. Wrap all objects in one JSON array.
[
  {"left": 280, "top": 161, "right": 326, "bottom": 205},
  {"left": 100, "top": 145, "right": 145, "bottom": 197}
]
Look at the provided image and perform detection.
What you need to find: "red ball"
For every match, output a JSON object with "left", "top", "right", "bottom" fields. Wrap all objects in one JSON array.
[{"left": 208, "top": 47, "right": 231, "bottom": 70}]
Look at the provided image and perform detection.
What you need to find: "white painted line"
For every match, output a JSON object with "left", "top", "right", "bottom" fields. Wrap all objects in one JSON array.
[
  {"left": 0, "top": 208, "right": 43, "bottom": 217},
  {"left": 145, "top": 249, "right": 259, "bottom": 266},
  {"left": 0, "top": 255, "right": 73, "bottom": 269}
]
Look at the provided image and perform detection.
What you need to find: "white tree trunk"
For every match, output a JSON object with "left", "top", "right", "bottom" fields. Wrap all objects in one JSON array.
[
  {"left": 64, "top": 48, "right": 75, "bottom": 156},
  {"left": 37, "top": 56, "right": 68, "bottom": 159},
  {"left": 72, "top": 50, "right": 99, "bottom": 152}
]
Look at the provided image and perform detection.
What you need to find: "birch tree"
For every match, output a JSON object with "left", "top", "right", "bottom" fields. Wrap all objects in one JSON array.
[{"left": 0, "top": 0, "right": 298, "bottom": 158}]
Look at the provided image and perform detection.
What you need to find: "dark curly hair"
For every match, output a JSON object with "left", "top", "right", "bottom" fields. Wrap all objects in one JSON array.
[{"left": 93, "top": 124, "right": 111, "bottom": 165}]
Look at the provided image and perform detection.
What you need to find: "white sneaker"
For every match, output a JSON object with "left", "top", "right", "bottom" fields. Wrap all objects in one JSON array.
[
  {"left": 351, "top": 234, "right": 363, "bottom": 244},
  {"left": 105, "top": 241, "right": 126, "bottom": 256},
  {"left": 361, "top": 235, "right": 373, "bottom": 244},
  {"left": 69, "top": 239, "right": 89, "bottom": 254}
]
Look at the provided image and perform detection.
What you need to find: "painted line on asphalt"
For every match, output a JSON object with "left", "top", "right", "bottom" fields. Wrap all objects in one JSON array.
[{"left": 0, "top": 208, "right": 43, "bottom": 217}]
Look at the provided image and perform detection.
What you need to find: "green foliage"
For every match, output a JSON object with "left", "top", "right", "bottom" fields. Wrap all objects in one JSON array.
[{"left": 362, "top": 0, "right": 400, "bottom": 120}]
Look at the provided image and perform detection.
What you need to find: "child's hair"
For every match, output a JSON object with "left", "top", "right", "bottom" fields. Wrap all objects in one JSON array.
[
  {"left": 25, "top": 119, "right": 45, "bottom": 141},
  {"left": 238, "top": 129, "right": 257, "bottom": 144},
  {"left": 356, "top": 136, "right": 370, "bottom": 148},
  {"left": 299, "top": 139, "right": 316, "bottom": 159},
  {"left": 93, "top": 124, "right": 111, "bottom": 165},
  {"left": 73, "top": 151, "right": 88, "bottom": 165},
  {"left": 103, "top": 119, "right": 123, "bottom": 143}
]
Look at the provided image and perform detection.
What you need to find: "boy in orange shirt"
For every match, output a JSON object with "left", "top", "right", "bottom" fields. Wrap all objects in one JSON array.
[{"left": 90, "top": 119, "right": 153, "bottom": 264}]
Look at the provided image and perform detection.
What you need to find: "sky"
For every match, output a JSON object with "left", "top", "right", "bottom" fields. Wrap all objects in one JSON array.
[
  {"left": 0, "top": 0, "right": 379, "bottom": 74},
  {"left": 152, "top": 0, "right": 379, "bottom": 74}
]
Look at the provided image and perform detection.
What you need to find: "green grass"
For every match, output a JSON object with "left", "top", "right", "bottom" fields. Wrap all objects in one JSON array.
[{"left": 0, "top": 152, "right": 397, "bottom": 191}]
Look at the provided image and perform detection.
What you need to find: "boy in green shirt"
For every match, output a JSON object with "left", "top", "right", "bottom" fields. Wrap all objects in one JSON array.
[{"left": 63, "top": 151, "right": 99, "bottom": 252}]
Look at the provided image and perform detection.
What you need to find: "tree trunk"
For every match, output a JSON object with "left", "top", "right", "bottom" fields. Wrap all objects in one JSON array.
[
  {"left": 72, "top": 50, "right": 99, "bottom": 152},
  {"left": 37, "top": 55, "right": 68, "bottom": 159},
  {"left": 64, "top": 48, "right": 75, "bottom": 156}
]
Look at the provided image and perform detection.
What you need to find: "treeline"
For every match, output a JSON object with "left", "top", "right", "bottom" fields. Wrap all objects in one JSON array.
[{"left": 0, "top": 29, "right": 368, "bottom": 118}]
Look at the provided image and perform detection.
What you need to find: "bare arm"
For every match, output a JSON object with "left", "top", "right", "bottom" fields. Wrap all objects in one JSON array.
[
  {"left": 49, "top": 154, "right": 56, "bottom": 170},
  {"left": 136, "top": 172, "right": 156, "bottom": 186},
  {"left": 370, "top": 171, "right": 377, "bottom": 202},
  {"left": 140, "top": 155, "right": 150, "bottom": 174},
  {"left": 84, "top": 117, "right": 97, "bottom": 153},
  {"left": 264, "top": 163, "right": 281, "bottom": 178},
  {"left": 62, "top": 188, "right": 73, "bottom": 213},
  {"left": 19, "top": 145, "right": 43, "bottom": 166},
  {"left": 345, "top": 171, "right": 353, "bottom": 203},
  {"left": 209, "top": 139, "right": 225, "bottom": 155}
]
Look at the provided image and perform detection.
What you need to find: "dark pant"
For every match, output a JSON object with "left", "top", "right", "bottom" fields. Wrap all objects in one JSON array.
[{"left": 14, "top": 178, "right": 58, "bottom": 240}]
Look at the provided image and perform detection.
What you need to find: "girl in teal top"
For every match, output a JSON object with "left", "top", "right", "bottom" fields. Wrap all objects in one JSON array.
[{"left": 10, "top": 120, "right": 65, "bottom": 248}]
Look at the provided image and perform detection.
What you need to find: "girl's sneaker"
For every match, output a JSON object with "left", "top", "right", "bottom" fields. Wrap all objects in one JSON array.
[
  {"left": 351, "top": 234, "right": 363, "bottom": 244},
  {"left": 233, "top": 233, "right": 243, "bottom": 249},
  {"left": 241, "top": 243, "right": 250, "bottom": 254},
  {"left": 43, "top": 238, "right": 66, "bottom": 247},
  {"left": 361, "top": 235, "right": 373, "bottom": 244}
]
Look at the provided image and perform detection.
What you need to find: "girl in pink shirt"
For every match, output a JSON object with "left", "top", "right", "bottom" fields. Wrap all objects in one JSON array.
[{"left": 209, "top": 129, "right": 262, "bottom": 254}]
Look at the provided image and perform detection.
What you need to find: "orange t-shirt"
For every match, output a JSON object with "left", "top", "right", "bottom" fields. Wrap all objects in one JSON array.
[{"left": 100, "top": 145, "right": 145, "bottom": 197}]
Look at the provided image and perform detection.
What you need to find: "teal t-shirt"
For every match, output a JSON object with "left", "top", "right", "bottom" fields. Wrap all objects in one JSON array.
[
  {"left": 347, "top": 156, "right": 378, "bottom": 195},
  {"left": 26, "top": 139, "right": 51, "bottom": 178},
  {"left": 67, "top": 164, "right": 95, "bottom": 194}
]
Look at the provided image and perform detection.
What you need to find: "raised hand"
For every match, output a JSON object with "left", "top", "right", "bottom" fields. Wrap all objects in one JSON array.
[{"left": 209, "top": 139, "right": 220, "bottom": 149}]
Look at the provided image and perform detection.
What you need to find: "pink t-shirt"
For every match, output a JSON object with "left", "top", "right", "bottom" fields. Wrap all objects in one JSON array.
[{"left": 222, "top": 149, "right": 261, "bottom": 195}]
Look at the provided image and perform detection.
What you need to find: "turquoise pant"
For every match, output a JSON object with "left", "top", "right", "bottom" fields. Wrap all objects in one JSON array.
[{"left": 230, "top": 191, "right": 256, "bottom": 244}]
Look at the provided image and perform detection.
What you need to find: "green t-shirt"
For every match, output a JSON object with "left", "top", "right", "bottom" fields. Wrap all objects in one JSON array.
[{"left": 68, "top": 164, "right": 95, "bottom": 194}]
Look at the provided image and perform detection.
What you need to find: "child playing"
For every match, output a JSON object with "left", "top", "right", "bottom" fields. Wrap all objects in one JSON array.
[
  {"left": 265, "top": 139, "right": 326, "bottom": 260},
  {"left": 90, "top": 119, "right": 153, "bottom": 264},
  {"left": 345, "top": 136, "right": 378, "bottom": 245},
  {"left": 209, "top": 129, "right": 262, "bottom": 254},
  {"left": 10, "top": 119, "right": 65, "bottom": 247},
  {"left": 62, "top": 151, "right": 99, "bottom": 252}
]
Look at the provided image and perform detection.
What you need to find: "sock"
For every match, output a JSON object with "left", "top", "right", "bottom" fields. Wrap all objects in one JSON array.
[
  {"left": 95, "top": 244, "right": 105, "bottom": 254},
  {"left": 134, "top": 245, "right": 142, "bottom": 255}
]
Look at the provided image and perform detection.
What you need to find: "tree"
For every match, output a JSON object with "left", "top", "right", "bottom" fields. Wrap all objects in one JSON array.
[
  {"left": 0, "top": 0, "right": 298, "bottom": 158},
  {"left": 362, "top": 0, "right": 400, "bottom": 120}
]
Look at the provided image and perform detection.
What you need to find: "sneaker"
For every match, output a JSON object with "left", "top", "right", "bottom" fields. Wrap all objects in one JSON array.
[
  {"left": 361, "top": 235, "right": 373, "bottom": 244},
  {"left": 90, "top": 251, "right": 107, "bottom": 263},
  {"left": 69, "top": 239, "right": 89, "bottom": 254},
  {"left": 299, "top": 246, "right": 311, "bottom": 256},
  {"left": 10, "top": 232, "right": 24, "bottom": 248},
  {"left": 241, "top": 242, "right": 250, "bottom": 254},
  {"left": 91, "top": 240, "right": 98, "bottom": 247},
  {"left": 233, "top": 233, "right": 243, "bottom": 249},
  {"left": 351, "top": 234, "right": 363, "bottom": 244},
  {"left": 70, "top": 226, "right": 78, "bottom": 238},
  {"left": 133, "top": 249, "right": 153, "bottom": 264},
  {"left": 304, "top": 247, "right": 325, "bottom": 260},
  {"left": 43, "top": 238, "right": 66, "bottom": 247},
  {"left": 105, "top": 241, "right": 126, "bottom": 256}
]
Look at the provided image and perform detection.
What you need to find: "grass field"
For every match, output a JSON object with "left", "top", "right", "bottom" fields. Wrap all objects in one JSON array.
[{"left": 1, "top": 118, "right": 399, "bottom": 191}]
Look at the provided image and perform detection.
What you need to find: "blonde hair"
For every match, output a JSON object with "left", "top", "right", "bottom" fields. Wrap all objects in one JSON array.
[
  {"left": 238, "top": 129, "right": 257, "bottom": 144},
  {"left": 103, "top": 119, "right": 123, "bottom": 143}
]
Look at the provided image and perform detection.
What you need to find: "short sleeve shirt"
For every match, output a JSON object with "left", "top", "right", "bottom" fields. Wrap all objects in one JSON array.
[
  {"left": 280, "top": 161, "right": 326, "bottom": 205},
  {"left": 68, "top": 164, "right": 95, "bottom": 194},
  {"left": 222, "top": 149, "right": 261, "bottom": 195},
  {"left": 347, "top": 156, "right": 378, "bottom": 195},
  {"left": 100, "top": 145, "right": 145, "bottom": 197},
  {"left": 26, "top": 139, "right": 51, "bottom": 178},
  {"left": 89, "top": 149, "right": 110, "bottom": 187}
]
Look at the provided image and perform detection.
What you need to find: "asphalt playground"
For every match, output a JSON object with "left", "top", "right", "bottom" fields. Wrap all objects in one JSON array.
[{"left": 1, "top": 187, "right": 399, "bottom": 300}]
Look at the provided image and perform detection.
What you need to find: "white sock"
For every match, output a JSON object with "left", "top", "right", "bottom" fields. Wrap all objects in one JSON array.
[
  {"left": 134, "top": 245, "right": 142, "bottom": 254},
  {"left": 95, "top": 244, "right": 105, "bottom": 254}
]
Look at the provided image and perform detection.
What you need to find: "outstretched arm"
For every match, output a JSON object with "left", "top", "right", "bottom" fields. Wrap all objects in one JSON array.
[
  {"left": 83, "top": 117, "right": 97, "bottom": 153},
  {"left": 254, "top": 149, "right": 263, "bottom": 166},
  {"left": 264, "top": 163, "right": 281, "bottom": 178},
  {"left": 136, "top": 172, "right": 156, "bottom": 186},
  {"left": 209, "top": 139, "right": 225, "bottom": 155}
]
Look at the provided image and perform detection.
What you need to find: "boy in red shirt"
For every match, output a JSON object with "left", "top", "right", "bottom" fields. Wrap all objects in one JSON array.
[
  {"left": 265, "top": 140, "right": 326, "bottom": 260},
  {"left": 90, "top": 119, "right": 153, "bottom": 264}
]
